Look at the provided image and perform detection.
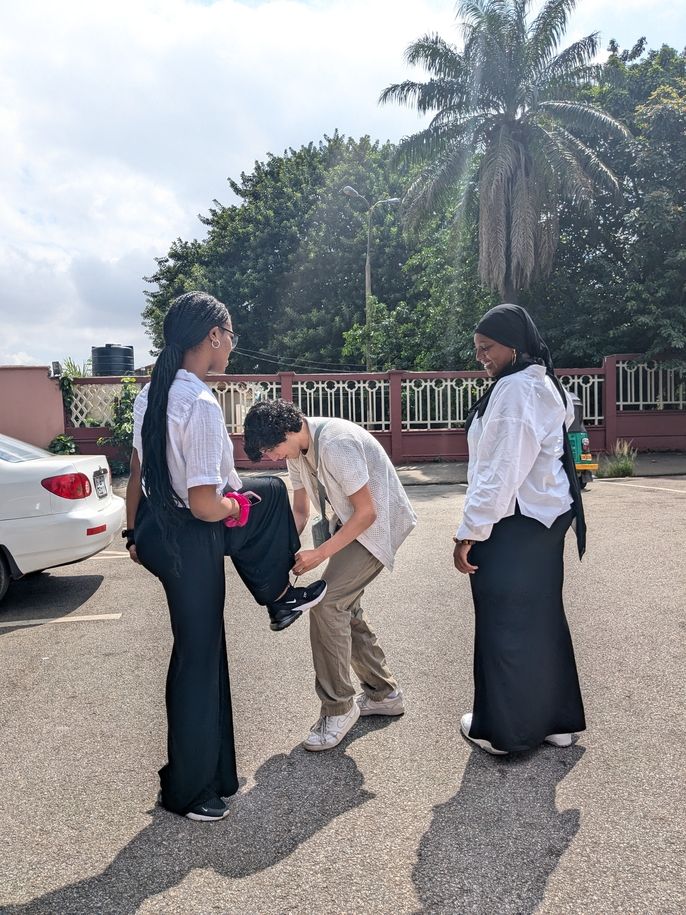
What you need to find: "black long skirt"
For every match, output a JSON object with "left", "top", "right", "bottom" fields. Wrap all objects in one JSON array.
[{"left": 468, "top": 507, "right": 586, "bottom": 753}]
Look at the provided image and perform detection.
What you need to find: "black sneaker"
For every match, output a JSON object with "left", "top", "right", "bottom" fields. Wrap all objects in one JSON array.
[
  {"left": 185, "top": 795, "right": 231, "bottom": 822},
  {"left": 267, "top": 580, "right": 328, "bottom": 631}
]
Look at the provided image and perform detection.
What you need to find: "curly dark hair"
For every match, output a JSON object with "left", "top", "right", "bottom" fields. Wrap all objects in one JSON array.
[{"left": 243, "top": 399, "right": 304, "bottom": 461}]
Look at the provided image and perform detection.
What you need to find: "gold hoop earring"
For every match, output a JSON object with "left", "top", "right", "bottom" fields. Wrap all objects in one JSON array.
[
  {"left": 511, "top": 349, "right": 517, "bottom": 366},
  {"left": 211, "top": 339, "right": 220, "bottom": 349}
]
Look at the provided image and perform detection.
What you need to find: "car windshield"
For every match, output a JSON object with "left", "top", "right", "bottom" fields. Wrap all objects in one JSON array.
[{"left": 0, "top": 437, "right": 51, "bottom": 463}]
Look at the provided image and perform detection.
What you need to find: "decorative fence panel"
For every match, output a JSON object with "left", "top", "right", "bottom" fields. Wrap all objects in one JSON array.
[
  {"left": 402, "top": 375, "right": 493, "bottom": 430},
  {"left": 69, "top": 382, "right": 128, "bottom": 428},
  {"left": 617, "top": 359, "right": 686, "bottom": 411},
  {"left": 291, "top": 377, "right": 390, "bottom": 431},
  {"left": 211, "top": 379, "right": 281, "bottom": 434},
  {"left": 66, "top": 355, "right": 686, "bottom": 464}
]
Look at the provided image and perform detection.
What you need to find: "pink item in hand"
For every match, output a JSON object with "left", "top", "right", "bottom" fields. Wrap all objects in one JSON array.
[{"left": 224, "top": 492, "right": 252, "bottom": 528}]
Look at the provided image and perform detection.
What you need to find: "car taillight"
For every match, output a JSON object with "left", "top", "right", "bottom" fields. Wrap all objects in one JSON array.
[
  {"left": 41, "top": 473, "right": 92, "bottom": 499},
  {"left": 581, "top": 437, "right": 590, "bottom": 453}
]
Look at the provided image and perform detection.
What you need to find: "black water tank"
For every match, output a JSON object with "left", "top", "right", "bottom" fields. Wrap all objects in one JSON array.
[{"left": 91, "top": 344, "right": 134, "bottom": 377}]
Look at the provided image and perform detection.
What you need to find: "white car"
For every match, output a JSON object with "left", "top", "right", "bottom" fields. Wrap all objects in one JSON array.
[{"left": 0, "top": 433, "right": 125, "bottom": 603}]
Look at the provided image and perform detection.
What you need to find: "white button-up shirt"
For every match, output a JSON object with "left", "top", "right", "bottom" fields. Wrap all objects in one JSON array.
[
  {"left": 456, "top": 364, "right": 574, "bottom": 542},
  {"left": 133, "top": 369, "right": 242, "bottom": 508},
  {"left": 287, "top": 417, "right": 417, "bottom": 570}
]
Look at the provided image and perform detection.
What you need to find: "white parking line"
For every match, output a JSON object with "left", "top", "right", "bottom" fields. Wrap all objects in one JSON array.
[
  {"left": 0, "top": 613, "right": 122, "bottom": 628},
  {"left": 595, "top": 480, "right": 686, "bottom": 494}
]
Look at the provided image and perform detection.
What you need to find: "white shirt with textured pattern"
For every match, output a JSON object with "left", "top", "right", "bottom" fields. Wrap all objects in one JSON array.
[
  {"left": 288, "top": 417, "right": 417, "bottom": 570},
  {"left": 132, "top": 368, "right": 242, "bottom": 508},
  {"left": 456, "top": 364, "right": 574, "bottom": 542}
]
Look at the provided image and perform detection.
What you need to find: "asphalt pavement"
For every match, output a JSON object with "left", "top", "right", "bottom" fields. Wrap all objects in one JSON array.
[{"left": 0, "top": 471, "right": 684, "bottom": 914}]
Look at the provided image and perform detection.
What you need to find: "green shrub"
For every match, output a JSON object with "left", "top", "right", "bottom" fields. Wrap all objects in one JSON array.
[
  {"left": 48, "top": 434, "right": 76, "bottom": 455},
  {"left": 97, "top": 376, "right": 139, "bottom": 466},
  {"left": 108, "top": 459, "right": 131, "bottom": 477},
  {"left": 597, "top": 439, "right": 638, "bottom": 478}
]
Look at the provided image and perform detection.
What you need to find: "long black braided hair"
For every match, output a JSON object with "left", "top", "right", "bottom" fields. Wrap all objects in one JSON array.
[{"left": 141, "top": 291, "right": 230, "bottom": 571}]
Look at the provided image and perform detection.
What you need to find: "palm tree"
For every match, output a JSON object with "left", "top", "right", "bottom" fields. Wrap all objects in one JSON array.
[{"left": 380, "top": 0, "right": 632, "bottom": 302}]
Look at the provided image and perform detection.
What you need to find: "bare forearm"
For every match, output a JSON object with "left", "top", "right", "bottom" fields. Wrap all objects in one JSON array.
[
  {"left": 318, "top": 508, "right": 376, "bottom": 560},
  {"left": 294, "top": 508, "right": 309, "bottom": 535},
  {"left": 125, "top": 473, "right": 142, "bottom": 529},
  {"left": 190, "top": 493, "right": 240, "bottom": 522},
  {"left": 125, "top": 451, "right": 142, "bottom": 530},
  {"left": 292, "top": 488, "right": 310, "bottom": 535}
]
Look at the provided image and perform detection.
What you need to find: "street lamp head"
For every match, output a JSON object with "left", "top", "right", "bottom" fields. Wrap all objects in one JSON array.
[
  {"left": 342, "top": 185, "right": 362, "bottom": 199},
  {"left": 386, "top": 198, "right": 401, "bottom": 205}
]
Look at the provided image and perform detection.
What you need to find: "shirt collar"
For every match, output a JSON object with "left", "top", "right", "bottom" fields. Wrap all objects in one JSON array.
[{"left": 175, "top": 368, "right": 213, "bottom": 393}]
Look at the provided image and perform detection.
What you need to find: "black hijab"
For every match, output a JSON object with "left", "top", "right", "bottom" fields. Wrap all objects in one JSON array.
[{"left": 466, "top": 304, "right": 586, "bottom": 559}]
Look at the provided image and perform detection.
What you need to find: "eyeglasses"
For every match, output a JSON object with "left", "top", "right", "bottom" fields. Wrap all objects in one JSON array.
[
  {"left": 220, "top": 326, "right": 239, "bottom": 350},
  {"left": 474, "top": 343, "right": 495, "bottom": 359}
]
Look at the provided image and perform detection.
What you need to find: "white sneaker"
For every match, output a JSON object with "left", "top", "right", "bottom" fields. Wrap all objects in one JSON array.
[
  {"left": 356, "top": 687, "right": 405, "bottom": 716},
  {"left": 460, "top": 712, "right": 508, "bottom": 756},
  {"left": 545, "top": 733, "right": 574, "bottom": 747},
  {"left": 302, "top": 702, "right": 361, "bottom": 751}
]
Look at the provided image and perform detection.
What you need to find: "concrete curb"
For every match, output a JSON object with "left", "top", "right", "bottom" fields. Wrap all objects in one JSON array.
[{"left": 111, "top": 453, "right": 686, "bottom": 497}]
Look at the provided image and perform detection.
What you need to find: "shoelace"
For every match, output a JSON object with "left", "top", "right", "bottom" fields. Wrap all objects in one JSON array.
[{"left": 310, "top": 716, "right": 330, "bottom": 737}]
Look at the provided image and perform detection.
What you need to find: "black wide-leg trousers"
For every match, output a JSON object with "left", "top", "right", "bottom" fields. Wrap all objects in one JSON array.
[
  {"left": 468, "top": 507, "right": 586, "bottom": 753},
  {"left": 222, "top": 476, "right": 301, "bottom": 605},
  {"left": 135, "top": 475, "right": 300, "bottom": 815}
]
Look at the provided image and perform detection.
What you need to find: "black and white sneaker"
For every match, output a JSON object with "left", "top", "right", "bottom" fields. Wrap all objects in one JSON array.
[
  {"left": 267, "top": 580, "right": 328, "bottom": 631},
  {"left": 185, "top": 795, "right": 231, "bottom": 822}
]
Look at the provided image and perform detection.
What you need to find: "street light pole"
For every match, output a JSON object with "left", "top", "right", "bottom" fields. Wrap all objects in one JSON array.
[{"left": 342, "top": 185, "right": 400, "bottom": 371}]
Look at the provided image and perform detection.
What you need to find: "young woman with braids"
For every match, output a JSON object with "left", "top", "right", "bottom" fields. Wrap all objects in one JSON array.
[
  {"left": 453, "top": 304, "right": 587, "bottom": 756},
  {"left": 124, "top": 291, "right": 326, "bottom": 821}
]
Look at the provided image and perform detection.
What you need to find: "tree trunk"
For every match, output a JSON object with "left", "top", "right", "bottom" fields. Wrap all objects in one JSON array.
[{"left": 502, "top": 277, "right": 519, "bottom": 305}]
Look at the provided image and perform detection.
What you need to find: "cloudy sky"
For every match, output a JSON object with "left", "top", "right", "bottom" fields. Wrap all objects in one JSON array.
[{"left": 2, "top": 0, "right": 684, "bottom": 369}]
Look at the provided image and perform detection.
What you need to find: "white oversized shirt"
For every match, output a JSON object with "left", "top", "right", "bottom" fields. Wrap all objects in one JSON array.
[
  {"left": 287, "top": 417, "right": 417, "bottom": 570},
  {"left": 133, "top": 368, "right": 242, "bottom": 508},
  {"left": 456, "top": 364, "right": 574, "bottom": 542}
]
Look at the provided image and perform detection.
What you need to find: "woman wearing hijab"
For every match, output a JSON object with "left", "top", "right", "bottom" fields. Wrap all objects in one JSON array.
[{"left": 454, "top": 303, "right": 586, "bottom": 756}]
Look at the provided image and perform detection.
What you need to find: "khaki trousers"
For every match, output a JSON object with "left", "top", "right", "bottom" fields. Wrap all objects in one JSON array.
[{"left": 310, "top": 538, "right": 398, "bottom": 716}]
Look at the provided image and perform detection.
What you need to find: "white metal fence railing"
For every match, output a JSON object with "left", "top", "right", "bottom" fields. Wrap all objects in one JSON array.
[
  {"left": 402, "top": 376, "right": 493, "bottom": 430},
  {"left": 558, "top": 374, "right": 604, "bottom": 425},
  {"left": 617, "top": 360, "right": 686, "bottom": 411},
  {"left": 291, "top": 378, "right": 390, "bottom": 431},
  {"left": 67, "top": 361, "right": 682, "bottom": 432},
  {"left": 211, "top": 379, "right": 281, "bottom": 434}
]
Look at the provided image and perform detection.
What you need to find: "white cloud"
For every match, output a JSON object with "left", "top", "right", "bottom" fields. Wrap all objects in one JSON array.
[
  {"left": 1, "top": 0, "right": 458, "bottom": 367},
  {"left": 0, "top": 0, "right": 684, "bottom": 368}
]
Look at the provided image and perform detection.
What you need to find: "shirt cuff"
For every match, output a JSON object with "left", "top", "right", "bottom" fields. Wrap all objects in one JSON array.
[
  {"left": 455, "top": 523, "right": 490, "bottom": 542},
  {"left": 187, "top": 475, "right": 224, "bottom": 489}
]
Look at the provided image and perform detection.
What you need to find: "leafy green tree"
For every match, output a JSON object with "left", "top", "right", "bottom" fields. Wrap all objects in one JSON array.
[
  {"left": 380, "top": 0, "right": 631, "bottom": 302},
  {"left": 520, "top": 45, "right": 686, "bottom": 364},
  {"left": 623, "top": 79, "right": 686, "bottom": 359},
  {"left": 144, "top": 140, "right": 333, "bottom": 372},
  {"left": 269, "top": 137, "right": 411, "bottom": 370},
  {"left": 142, "top": 41, "right": 685, "bottom": 371},
  {"left": 144, "top": 135, "right": 416, "bottom": 373}
]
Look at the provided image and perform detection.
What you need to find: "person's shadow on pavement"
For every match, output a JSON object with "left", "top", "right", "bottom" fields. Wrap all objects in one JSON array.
[
  {"left": 413, "top": 744, "right": 585, "bottom": 915},
  {"left": 1, "top": 719, "right": 393, "bottom": 915}
]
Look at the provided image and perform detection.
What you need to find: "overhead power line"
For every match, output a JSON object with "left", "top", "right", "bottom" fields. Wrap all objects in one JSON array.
[{"left": 233, "top": 346, "right": 366, "bottom": 372}]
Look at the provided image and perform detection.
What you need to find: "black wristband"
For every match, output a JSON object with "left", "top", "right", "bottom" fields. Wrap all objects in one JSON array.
[{"left": 122, "top": 528, "right": 135, "bottom": 549}]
